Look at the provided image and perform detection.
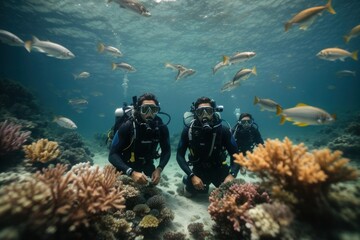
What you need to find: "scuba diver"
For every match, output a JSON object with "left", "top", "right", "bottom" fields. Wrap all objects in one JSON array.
[
  {"left": 232, "top": 112, "right": 264, "bottom": 155},
  {"left": 176, "top": 97, "right": 240, "bottom": 197},
  {"left": 108, "top": 93, "right": 171, "bottom": 185}
]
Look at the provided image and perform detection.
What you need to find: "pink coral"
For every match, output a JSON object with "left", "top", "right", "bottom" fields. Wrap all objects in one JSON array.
[
  {"left": 208, "top": 181, "right": 270, "bottom": 234},
  {"left": 0, "top": 120, "right": 31, "bottom": 155}
]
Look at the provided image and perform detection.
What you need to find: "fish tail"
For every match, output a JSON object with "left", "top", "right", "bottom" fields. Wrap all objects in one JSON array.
[
  {"left": 252, "top": 66, "right": 257, "bottom": 75},
  {"left": 331, "top": 114, "right": 337, "bottom": 121},
  {"left": 284, "top": 22, "right": 292, "bottom": 32},
  {"left": 97, "top": 42, "right": 105, "bottom": 53},
  {"left": 73, "top": 74, "right": 78, "bottom": 80},
  {"left": 24, "top": 40, "right": 32, "bottom": 52},
  {"left": 223, "top": 56, "right": 230, "bottom": 65},
  {"left": 326, "top": 0, "right": 336, "bottom": 14},
  {"left": 111, "top": 63, "right": 117, "bottom": 70},
  {"left": 351, "top": 50, "right": 358, "bottom": 61},
  {"left": 343, "top": 35, "right": 350, "bottom": 44},
  {"left": 276, "top": 105, "right": 282, "bottom": 115},
  {"left": 254, "top": 96, "right": 260, "bottom": 105},
  {"left": 280, "top": 115, "right": 286, "bottom": 125}
]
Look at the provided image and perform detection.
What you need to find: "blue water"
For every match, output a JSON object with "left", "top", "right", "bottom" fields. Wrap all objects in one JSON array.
[{"left": 1, "top": 0, "right": 359, "bottom": 141}]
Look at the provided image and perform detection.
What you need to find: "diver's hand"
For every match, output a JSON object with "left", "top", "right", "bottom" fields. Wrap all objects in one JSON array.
[
  {"left": 191, "top": 175, "right": 205, "bottom": 190},
  {"left": 151, "top": 168, "right": 162, "bottom": 185},
  {"left": 131, "top": 171, "right": 148, "bottom": 185},
  {"left": 224, "top": 174, "right": 234, "bottom": 183}
]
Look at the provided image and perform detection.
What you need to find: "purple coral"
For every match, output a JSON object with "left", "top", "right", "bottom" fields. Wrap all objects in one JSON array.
[{"left": 0, "top": 120, "right": 31, "bottom": 155}]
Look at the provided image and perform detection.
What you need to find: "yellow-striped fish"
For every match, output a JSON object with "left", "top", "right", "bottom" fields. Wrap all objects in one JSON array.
[{"left": 344, "top": 24, "right": 360, "bottom": 44}]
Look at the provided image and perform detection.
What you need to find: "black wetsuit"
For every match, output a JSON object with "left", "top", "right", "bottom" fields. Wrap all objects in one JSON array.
[
  {"left": 176, "top": 119, "right": 239, "bottom": 194},
  {"left": 109, "top": 116, "right": 171, "bottom": 176},
  {"left": 232, "top": 122, "right": 264, "bottom": 155}
]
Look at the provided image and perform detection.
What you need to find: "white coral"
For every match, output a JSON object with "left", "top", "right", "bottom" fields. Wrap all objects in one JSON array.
[{"left": 246, "top": 205, "right": 280, "bottom": 240}]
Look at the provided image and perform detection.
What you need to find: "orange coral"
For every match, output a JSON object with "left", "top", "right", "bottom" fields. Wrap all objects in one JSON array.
[
  {"left": 233, "top": 137, "right": 359, "bottom": 206},
  {"left": 23, "top": 138, "right": 60, "bottom": 163}
]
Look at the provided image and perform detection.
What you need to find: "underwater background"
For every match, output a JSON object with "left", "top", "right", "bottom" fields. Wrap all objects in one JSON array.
[{"left": 1, "top": 0, "right": 360, "bottom": 240}]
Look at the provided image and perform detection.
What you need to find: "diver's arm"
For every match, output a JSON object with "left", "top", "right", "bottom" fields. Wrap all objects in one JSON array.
[
  {"left": 176, "top": 128, "right": 193, "bottom": 176},
  {"left": 224, "top": 128, "right": 240, "bottom": 177},
  {"left": 158, "top": 125, "right": 171, "bottom": 170},
  {"left": 256, "top": 129, "right": 264, "bottom": 145},
  {"left": 108, "top": 123, "right": 132, "bottom": 174}
]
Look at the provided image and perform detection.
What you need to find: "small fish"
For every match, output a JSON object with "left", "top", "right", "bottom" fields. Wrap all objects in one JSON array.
[
  {"left": 316, "top": 47, "right": 358, "bottom": 61},
  {"left": 336, "top": 70, "right": 356, "bottom": 78},
  {"left": 112, "top": 62, "right": 136, "bottom": 72},
  {"left": 212, "top": 61, "right": 227, "bottom": 74},
  {"left": 25, "top": 36, "right": 75, "bottom": 59},
  {"left": 165, "top": 63, "right": 196, "bottom": 80},
  {"left": 284, "top": 0, "right": 335, "bottom": 32},
  {"left": 223, "top": 51, "right": 256, "bottom": 65},
  {"left": 97, "top": 42, "right": 122, "bottom": 57},
  {"left": 0, "top": 29, "right": 24, "bottom": 47},
  {"left": 68, "top": 98, "right": 88, "bottom": 106},
  {"left": 108, "top": 0, "right": 151, "bottom": 17},
  {"left": 54, "top": 116, "right": 77, "bottom": 129},
  {"left": 254, "top": 96, "right": 282, "bottom": 112},
  {"left": 232, "top": 66, "right": 257, "bottom": 82},
  {"left": 344, "top": 24, "right": 360, "bottom": 44},
  {"left": 73, "top": 72, "right": 90, "bottom": 80},
  {"left": 220, "top": 80, "right": 241, "bottom": 92},
  {"left": 276, "top": 103, "right": 336, "bottom": 127}
]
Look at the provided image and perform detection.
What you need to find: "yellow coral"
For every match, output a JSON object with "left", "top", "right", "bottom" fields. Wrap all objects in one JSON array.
[
  {"left": 138, "top": 215, "right": 159, "bottom": 228},
  {"left": 23, "top": 138, "right": 60, "bottom": 163}
]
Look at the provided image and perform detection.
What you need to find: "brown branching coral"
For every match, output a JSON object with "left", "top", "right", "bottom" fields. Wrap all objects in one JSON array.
[
  {"left": 0, "top": 163, "right": 126, "bottom": 238},
  {"left": 23, "top": 138, "right": 60, "bottom": 163},
  {"left": 233, "top": 137, "right": 359, "bottom": 220}
]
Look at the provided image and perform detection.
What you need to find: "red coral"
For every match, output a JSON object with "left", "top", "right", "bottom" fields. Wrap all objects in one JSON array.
[{"left": 0, "top": 120, "right": 31, "bottom": 155}]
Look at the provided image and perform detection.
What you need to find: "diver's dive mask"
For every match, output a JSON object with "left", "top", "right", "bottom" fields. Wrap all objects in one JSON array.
[
  {"left": 240, "top": 119, "right": 253, "bottom": 128},
  {"left": 195, "top": 107, "right": 214, "bottom": 131},
  {"left": 140, "top": 104, "right": 160, "bottom": 115}
]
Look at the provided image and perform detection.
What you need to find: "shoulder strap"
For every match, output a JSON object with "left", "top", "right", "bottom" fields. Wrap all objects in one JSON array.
[{"left": 123, "top": 120, "right": 136, "bottom": 151}]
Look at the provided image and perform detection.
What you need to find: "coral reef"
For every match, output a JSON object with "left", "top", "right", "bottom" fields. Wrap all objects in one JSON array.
[
  {"left": 0, "top": 120, "right": 31, "bottom": 155},
  {"left": 162, "top": 231, "right": 186, "bottom": 240},
  {"left": 328, "top": 134, "right": 360, "bottom": 158},
  {"left": 233, "top": 137, "right": 359, "bottom": 225},
  {"left": 23, "top": 138, "right": 60, "bottom": 163},
  {"left": 208, "top": 180, "right": 270, "bottom": 238},
  {"left": 187, "top": 222, "right": 211, "bottom": 240},
  {"left": 139, "top": 214, "right": 159, "bottom": 228},
  {"left": 0, "top": 163, "right": 126, "bottom": 238}
]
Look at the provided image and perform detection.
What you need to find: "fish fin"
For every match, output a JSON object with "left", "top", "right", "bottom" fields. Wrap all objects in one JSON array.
[
  {"left": 343, "top": 35, "right": 350, "bottom": 44},
  {"left": 326, "top": 0, "right": 336, "bottom": 14},
  {"left": 280, "top": 115, "right": 286, "bottom": 125},
  {"left": 24, "top": 40, "right": 32, "bottom": 52},
  {"left": 340, "top": 57, "right": 345, "bottom": 62},
  {"left": 293, "top": 122, "right": 309, "bottom": 127},
  {"left": 97, "top": 42, "right": 105, "bottom": 53},
  {"left": 254, "top": 96, "right": 260, "bottom": 105},
  {"left": 32, "top": 36, "right": 40, "bottom": 43},
  {"left": 276, "top": 105, "right": 282, "bottom": 115},
  {"left": 284, "top": 22, "right": 292, "bottom": 32},
  {"left": 252, "top": 66, "right": 257, "bottom": 76},
  {"left": 331, "top": 114, "right": 337, "bottom": 120},
  {"left": 223, "top": 56, "right": 230, "bottom": 65},
  {"left": 111, "top": 63, "right": 117, "bottom": 70},
  {"left": 299, "top": 24, "right": 309, "bottom": 31},
  {"left": 295, "top": 103, "right": 308, "bottom": 107},
  {"left": 352, "top": 50, "right": 358, "bottom": 61},
  {"left": 165, "top": 63, "right": 177, "bottom": 70},
  {"left": 73, "top": 74, "right": 78, "bottom": 80}
]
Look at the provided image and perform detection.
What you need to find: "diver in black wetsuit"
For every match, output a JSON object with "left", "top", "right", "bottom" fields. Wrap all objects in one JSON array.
[
  {"left": 176, "top": 97, "right": 240, "bottom": 197},
  {"left": 109, "top": 93, "right": 171, "bottom": 185},
  {"left": 232, "top": 113, "right": 264, "bottom": 155}
]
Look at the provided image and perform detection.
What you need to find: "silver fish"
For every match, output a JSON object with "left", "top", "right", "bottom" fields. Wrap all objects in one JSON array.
[
  {"left": 112, "top": 62, "right": 136, "bottom": 72},
  {"left": 73, "top": 72, "right": 90, "bottom": 80},
  {"left": 220, "top": 80, "right": 241, "bottom": 92},
  {"left": 316, "top": 47, "right": 358, "bottom": 61},
  {"left": 97, "top": 42, "right": 122, "bottom": 57},
  {"left": 108, "top": 0, "right": 151, "bottom": 17},
  {"left": 223, "top": 51, "right": 256, "bottom": 65},
  {"left": 25, "top": 36, "right": 75, "bottom": 59},
  {"left": 232, "top": 66, "right": 257, "bottom": 82},
  {"left": 336, "top": 70, "right": 356, "bottom": 78},
  {"left": 254, "top": 96, "right": 281, "bottom": 112},
  {"left": 212, "top": 61, "right": 227, "bottom": 74},
  {"left": 0, "top": 29, "right": 24, "bottom": 47},
  {"left": 54, "top": 116, "right": 77, "bottom": 129},
  {"left": 276, "top": 103, "right": 335, "bottom": 127},
  {"left": 165, "top": 63, "right": 196, "bottom": 80}
]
